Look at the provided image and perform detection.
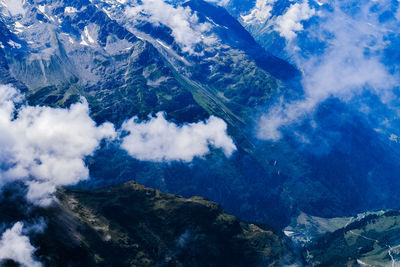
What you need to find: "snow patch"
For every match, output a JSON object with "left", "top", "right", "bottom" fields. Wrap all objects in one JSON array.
[
  {"left": 157, "top": 40, "right": 171, "bottom": 50},
  {"left": 14, "top": 21, "right": 25, "bottom": 33},
  {"left": 65, "top": 6, "right": 78, "bottom": 13},
  {"left": 38, "top": 5, "right": 45, "bottom": 14},
  {"left": 8, "top": 40, "right": 21, "bottom": 49},
  {"left": 102, "top": 7, "right": 112, "bottom": 19},
  {"left": 84, "top": 26, "right": 95, "bottom": 43},
  {"left": 80, "top": 25, "right": 99, "bottom": 46}
]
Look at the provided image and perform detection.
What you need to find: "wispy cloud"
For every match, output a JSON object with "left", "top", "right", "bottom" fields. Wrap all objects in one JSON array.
[
  {"left": 120, "top": 112, "right": 236, "bottom": 162},
  {"left": 240, "top": 0, "right": 315, "bottom": 40},
  {"left": 258, "top": 0, "right": 400, "bottom": 140},
  {"left": 126, "top": 0, "right": 215, "bottom": 54}
]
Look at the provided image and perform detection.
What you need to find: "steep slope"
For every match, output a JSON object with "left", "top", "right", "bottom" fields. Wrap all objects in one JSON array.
[
  {"left": 204, "top": 0, "right": 400, "bottom": 226},
  {"left": 0, "top": 0, "right": 296, "bottom": 127},
  {"left": 0, "top": 181, "right": 300, "bottom": 266},
  {"left": 1, "top": 0, "right": 398, "bottom": 232},
  {"left": 0, "top": 0, "right": 305, "bottom": 228},
  {"left": 4, "top": 0, "right": 394, "bottom": 231},
  {"left": 0, "top": 0, "right": 210, "bottom": 125},
  {"left": 219, "top": 0, "right": 307, "bottom": 59}
]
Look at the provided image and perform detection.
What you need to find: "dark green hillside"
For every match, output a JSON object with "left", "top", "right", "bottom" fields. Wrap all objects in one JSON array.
[
  {"left": 0, "top": 0, "right": 300, "bottom": 227},
  {"left": 305, "top": 211, "right": 400, "bottom": 266},
  {"left": 0, "top": 182, "right": 298, "bottom": 266}
]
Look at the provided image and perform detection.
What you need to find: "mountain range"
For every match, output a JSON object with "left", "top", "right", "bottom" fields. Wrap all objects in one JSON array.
[{"left": 0, "top": 0, "right": 399, "bottom": 266}]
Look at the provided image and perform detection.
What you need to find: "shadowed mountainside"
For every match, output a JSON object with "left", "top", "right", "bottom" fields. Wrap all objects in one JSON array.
[{"left": 0, "top": 181, "right": 299, "bottom": 266}]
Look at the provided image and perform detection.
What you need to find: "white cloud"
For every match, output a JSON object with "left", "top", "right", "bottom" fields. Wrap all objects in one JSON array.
[
  {"left": 0, "top": 84, "right": 235, "bottom": 204},
  {"left": 258, "top": 97, "right": 318, "bottom": 140},
  {"left": 0, "top": 222, "right": 41, "bottom": 267},
  {"left": 0, "top": 85, "right": 116, "bottom": 205},
  {"left": 0, "top": 0, "right": 26, "bottom": 16},
  {"left": 126, "top": 0, "right": 214, "bottom": 54},
  {"left": 241, "top": 0, "right": 277, "bottom": 24},
  {"left": 258, "top": 0, "right": 398, "bottom": 140},
  {"left": 274, "top": 1, "right": 315, "bottom": 40},
  {"left": 120, "top": 112, "right": 236, "bottom": 162},
  {"left": 241, "top": 0, "right": 315, "bottom": 40},
  {"left": 204, "top": 0, "right": 230, "bottom": 7}
]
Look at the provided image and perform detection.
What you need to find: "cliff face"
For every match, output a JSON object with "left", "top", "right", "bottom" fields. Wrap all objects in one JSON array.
[{"left": 15, "top": 181, "right": 298, "bottom": 267}]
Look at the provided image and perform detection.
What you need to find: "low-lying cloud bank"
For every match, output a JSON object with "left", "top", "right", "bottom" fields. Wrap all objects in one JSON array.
[
  {"left": 121, "top": 112, "right": 236, "bottom": 162},
  {"left": 0, "top": 85, "right": 236, "bottom": 205},
  {"left": 257, "top": 0, "right": 400, "bottom": 140}
]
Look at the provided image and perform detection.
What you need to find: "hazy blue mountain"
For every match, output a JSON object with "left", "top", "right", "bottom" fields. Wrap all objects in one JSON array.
[
  {"left": 0, "top": 0, "right": 400, "bottom": 265},
  {"left": 1, "top": 0, "right": 400, "bottom": 229},
  {"left": 0, "top": 0, "right": 303, "bottom": 227},
  {"left": 206, "top": 0, "right": 400, "bottom": 223}
]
